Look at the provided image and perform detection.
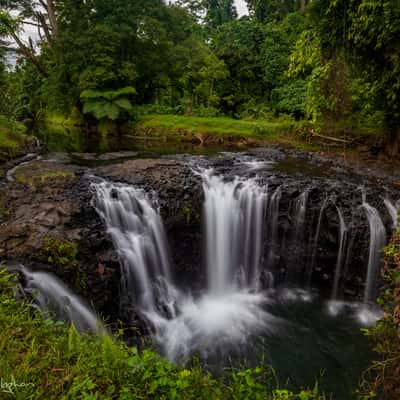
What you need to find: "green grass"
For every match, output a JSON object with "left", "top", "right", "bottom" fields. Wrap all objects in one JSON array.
[
  {"left": 137, "top": 114, "right": 307, "bottom": 139},
  {"left": 15, "top": 170, "right": 75, "bottom": 186},
  {"left": 0, "top": 116, "right": 29, "bottom": 161},
  {"left": 0, "top": 269, "right": 326, "bottom": 400},
  {"left": 42, "top": 109, "right": 83, "bottom": 128}
]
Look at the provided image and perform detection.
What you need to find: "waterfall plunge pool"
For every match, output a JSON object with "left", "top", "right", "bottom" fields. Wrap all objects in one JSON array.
[
  {"left": 10, "top": 149, "right": 399, "bottom": 399},
  {"left": 88, "top": 162, "right": 393, "bottom": 399}
]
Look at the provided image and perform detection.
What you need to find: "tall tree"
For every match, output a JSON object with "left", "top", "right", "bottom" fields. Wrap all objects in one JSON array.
[
  {"left": 212, "top": 19, "right": 267, "bottom": 113},
  {"left": 246, "top": 0, "right": 299, "bottom": 23},
  {"left": 205, "top": 0, "right": 237, "bottom": 29},
  {"left": 347, "top": 0, "right": 400, "bottom": 155},
  {"left": 176, "top": 0, "right": 206, "bottom": 21},
  {"left": 0, "top": 0, "right": 59, "bottom": 76}
]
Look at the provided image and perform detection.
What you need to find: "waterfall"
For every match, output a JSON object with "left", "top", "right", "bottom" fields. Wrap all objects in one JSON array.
[
  {"left": 266, "top": 186, "right": 282, "bottom": 270},
  {"left": 332, "top": 207, "right": 348, "bottom": 300},
  {"left": 89, "top": 172, "right": 390, "bottom": 362},
  {"left": 362, "top": 202, "right": 386, "bottom": 303},
  {"left": 201, "top": 169, "right": 268, "bottom": 293},
  {"left": 92, "top": 180, "right": 172, "bottom": 311},
  {"left": 287, "top": 190, "right": 308, "bottom": 282},
  {"left": 293, "top": 191, "right": 308, "bottom": 239},
  {"left": 307, "top": 197, "right": 328, "bottom": 286},
  {"left": 13, "top": 265, "right": 104, "bottom": 333},
  {"left": 92, "top": 175, "right": 275, "bottom": 362},
  {"left": 383, "top": 197, "right": 399, "bottom": 229}
]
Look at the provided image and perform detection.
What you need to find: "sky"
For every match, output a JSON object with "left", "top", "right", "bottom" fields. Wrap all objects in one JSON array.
[
  {"left": 235, "top": 0, "right": 248, "bottom": 16},
  {"left": 169, "top": 0, "right": 249, "bottom": 16}
]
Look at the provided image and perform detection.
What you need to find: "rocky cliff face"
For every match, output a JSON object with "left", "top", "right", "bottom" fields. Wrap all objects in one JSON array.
[{"left": 0, "top": 148, "right": 399, "bottom": 327}]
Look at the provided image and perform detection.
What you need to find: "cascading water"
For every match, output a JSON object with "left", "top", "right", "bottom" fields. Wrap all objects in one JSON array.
[
  {"left": 201, "top": 169, "right": 268, "bottom": 292},
  {"left": 88, "top": 160, "right": 394, "bottom": 379},
  {"left": 287, "top": 190, "right": 308, "bottom": 282},
  {"left": 383, "top": 197, "right": 399, "bottom": 229},
  {"left": 362, "top": 201, "right": 387, "bottom": 303},
  {"left": 10, "top": 265, "right": 104, "bottom": 333},
  {"left": 293, "top": 191, "right": 308, "bottom": 240},
  {"left": 331, "top": 207, "right": 348, "bottom": 300},
  {"left": 92, "top": 180, "right": 172, "bottom": 312},
  {"left": 92, "top": 174, "right": 276, "bottom": 362},
  {"left": 307, "top": 197, "right": 328, "bottom": 286},
  {"left": 266, "top": 186, "right": 282, "bottom": 272}
]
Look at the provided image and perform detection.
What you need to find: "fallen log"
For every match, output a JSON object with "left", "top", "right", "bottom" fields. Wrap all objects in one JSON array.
[{"left": 311, "top": 132, "right": 353, "bottom": 144}]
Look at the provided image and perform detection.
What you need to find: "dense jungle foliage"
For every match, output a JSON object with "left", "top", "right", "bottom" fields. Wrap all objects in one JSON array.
[{"left": 0, "top": 1, "right": 399, "bottom": 154}]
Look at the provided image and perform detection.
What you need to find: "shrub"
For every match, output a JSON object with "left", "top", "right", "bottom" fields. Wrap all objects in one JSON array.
[{"left": 359, "top": 230, "right": 400, "bottom": 399}]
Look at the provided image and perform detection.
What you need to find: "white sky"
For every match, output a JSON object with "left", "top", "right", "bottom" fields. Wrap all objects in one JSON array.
[
  {"left": 235, "top": 0, "right": 248, "bottom": 16},
  {"left": 169, "top": 0, "right": 249, "bottom": 16}
]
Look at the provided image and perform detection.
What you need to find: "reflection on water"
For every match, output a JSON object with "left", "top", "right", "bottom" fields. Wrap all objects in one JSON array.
[
  {"left": 273, "top": 157, "right": 331, "bottom": 178},
  {"left": 258, "top": 294, "right": 374, "bottom": 399},
  {"left": 35, "top": 125, "right": 249, "bottom": 159}
]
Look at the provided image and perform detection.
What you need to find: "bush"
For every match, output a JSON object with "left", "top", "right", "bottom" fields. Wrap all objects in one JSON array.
[
  {"left": 132, "top": 104, "right": 182, "bottom": 119},
  {"left": 359, "top": 230, "right": 400, "bottom": 399}
]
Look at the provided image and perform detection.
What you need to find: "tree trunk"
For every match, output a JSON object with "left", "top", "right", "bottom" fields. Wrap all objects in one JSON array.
[
  {"left": 46, "top": 0, "right": 58, "bottom": 37},
  {"left": 385, "top": 127, "right": 400, "bottom": 158},
  {"left": 300, "top": 0, "right": 306, "bottom": 14}
]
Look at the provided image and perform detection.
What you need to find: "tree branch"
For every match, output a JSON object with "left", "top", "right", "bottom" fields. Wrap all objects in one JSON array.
[
  {"left": 46, "top": 0, "right": 58, "bottom": 37},
  {"left": 6, "top": 24, "right": 48, "bottom": 77},
  {"left": 36, "top": 12, "right": 52, "bottom": 44}
]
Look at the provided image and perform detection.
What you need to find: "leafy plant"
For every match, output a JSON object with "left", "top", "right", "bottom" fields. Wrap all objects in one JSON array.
[
  {"left": 359, "top": 229, "right": 400, "bottom": 399},
  {"left": 80, "top": 87, "right": 136, "bottom": 121},
  {"left": 42, "top": 236, "right": 78, "bottom": 270}
]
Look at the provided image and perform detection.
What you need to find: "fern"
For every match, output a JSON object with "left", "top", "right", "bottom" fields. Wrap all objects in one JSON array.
[
  {"left": 80, "top": 86, "right": 136, "bottom": 101},
  {"left": 80, "top": 86, "right": 136, "bottom": 121}
]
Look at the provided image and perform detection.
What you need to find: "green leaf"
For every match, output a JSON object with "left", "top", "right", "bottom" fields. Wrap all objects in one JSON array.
[{"left": 114, "top": 98, "right": 133, "bottom": 111}]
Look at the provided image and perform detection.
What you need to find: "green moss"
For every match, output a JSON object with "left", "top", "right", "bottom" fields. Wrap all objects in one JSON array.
[
  {"left": 41, "top": 237, "right": 87, "bottom": 291},
  {"left": 0, "top": 116, "right": 29, "bottom": 161},
  {"left": 0, "top": 269, "right": 326, "bottom": 399},
  {"left": 39, "top": 171, "right": 75, "bottom": 182},
  {"left": 42, "top": 236, "right": 78, "bottom": 269},
  {"left": 184, "top": 206, "right": 192, "bottom": 224},
  {"left": 0, "top": 205, "right": 10, "bottom": 220},
  {"left": 42, "top": 108, "right": 83, "bottom": 128},
  {"left": 15, "top": 170, "right": 75, "bottom": 187}
]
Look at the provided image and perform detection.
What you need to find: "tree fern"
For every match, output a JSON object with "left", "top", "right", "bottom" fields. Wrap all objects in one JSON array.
[{"left": 80, "top": 86, "right": 136, "bottom": 121}]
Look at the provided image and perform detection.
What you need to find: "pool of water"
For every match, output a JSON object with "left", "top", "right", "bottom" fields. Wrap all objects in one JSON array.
[
  {"left": 146, "top": 287, "right": 375, "bottom": 399},
  {"left": 35, "top": 125, "right": 250, "bottom": 157},
  {"left": 34, "top": 125, "right": 379, "bottom": 399}
]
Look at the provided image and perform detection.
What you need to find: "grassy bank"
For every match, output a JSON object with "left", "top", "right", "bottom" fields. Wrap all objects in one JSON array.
[
  {"left": 134, "top": 114, "right": 356, "bottom": 153},
  {"left": 135, "top": 114, "right": 308, "bottom": 141},
  {"left": 0, "top": 269, "right": 325, "bottom": 400},
  {"left": 0, "top": 116, "right": 29, "bottom": 162}
]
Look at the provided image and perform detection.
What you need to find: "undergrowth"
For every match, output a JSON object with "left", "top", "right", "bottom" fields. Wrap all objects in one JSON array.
[
  {"left": 0, "top": 269, "right": 326, "bottom": 399},
  {"left": 0, "top": 116, "right": 28, "bottom": 161},
  {"left": 359, "top": 230, "right": 400, "bottom": 399}
]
